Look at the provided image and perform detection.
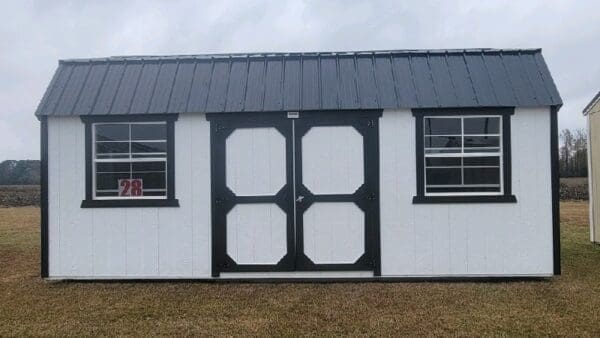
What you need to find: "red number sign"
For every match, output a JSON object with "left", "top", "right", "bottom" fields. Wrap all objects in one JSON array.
[{"left": 119, "top": 179, "right": 143, "bottom": 197}]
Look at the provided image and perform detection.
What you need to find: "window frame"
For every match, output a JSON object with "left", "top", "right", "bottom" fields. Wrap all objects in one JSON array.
[
  {"left": 412, "top": 108, "right": 517, "bottom": 204},
  {"left": 80, "top": 114, "right": 179, "bottom": 208}
]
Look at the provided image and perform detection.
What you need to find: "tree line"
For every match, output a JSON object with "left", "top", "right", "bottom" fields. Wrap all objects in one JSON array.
[
  {"left": 0, "top": 160, "right": 40, "bottom": 185},
  {"left": 560, "top": 128, "right": 587, "bottom": 177}
]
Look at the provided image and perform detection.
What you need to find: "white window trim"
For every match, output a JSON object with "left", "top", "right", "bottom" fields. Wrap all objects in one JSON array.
[{"left": 423, "top": 115, "right": 504, "bottom": 197}]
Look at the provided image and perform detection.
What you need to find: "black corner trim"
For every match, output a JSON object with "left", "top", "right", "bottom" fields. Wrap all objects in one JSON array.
[
  {"left": 40, "top": 116, "right": 49, "bottom": 278},
  {"left": 550, "top": 106, "right": 561, "bottom": 275},
  {"left": 412, "top": 195, "right": 517, "bottom": 204},
  {"left": 412, "top": 107, "right": 515, "bottom": 204},
  {"left": 81, "top": 199, "right": 180, "bottom": 208},
  {"left": 80, "top": 114, "right": 179, "bottom": 208}
]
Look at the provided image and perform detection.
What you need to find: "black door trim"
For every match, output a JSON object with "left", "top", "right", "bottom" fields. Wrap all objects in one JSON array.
[
  {"left": 207, "top": 110, "right": 382, "bottom": 277},
  {"left": 207, "top": 112, "right": 295, "bottom": 277},
  {"left": 293, "top": 110, "right": 382, "bottom": 275}
]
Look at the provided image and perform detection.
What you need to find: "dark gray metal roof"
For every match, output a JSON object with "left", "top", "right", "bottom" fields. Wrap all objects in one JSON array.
[{"left": 35, "top": 48, "right": 562, "bottom": 116}]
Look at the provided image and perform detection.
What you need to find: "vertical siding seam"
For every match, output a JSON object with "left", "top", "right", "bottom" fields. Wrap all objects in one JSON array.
[
  {"left": 498, "top": 52, "right": 520, "bottom": 106},
  {"left": 157, "top": 210, "right": 160, "bottom": 275},
  {"left": 183, "top": 62, "right": 199, "bottom": 113},
  {"left": 407, "top": 55, "right": 422, "bottom": 107},
  {"left": 387, "top": 54, "right": 401, "bottom": 107},
  {"left": 443, "top": 53, "right": 461, "bottom": 105},
  {"left": 352, "top": 56, "right": 361, "bottom": 108},
  {"left": 479, "top": 52, "right": 500, "bottom": 106},
  {"left": 424, "top": 52, "right": 441, "bottom": 108},
  {"left": 241, "top": 57, "right": 250, "bottom": 112},
  {"left": 517, "top": 51, "right": 540, "bottom": 105},
  {"left": 124, "top": 210, "right": 128, "bottom": 275},
  {"left": 69, "top": 65, "right": 93, "bottom": 115},
  {"left": 190, "top": 120, "right": 195, "bottom": 275},
  {"left": 106, "top": 62, "right": 128, "bottom": 114},
  {"left": 164, "top": 61, "right": 181, "bottom": 113},
  {"left": 460, "top": 53, "right": 480, "bottom": 107},
  {"left": 49, "top": 66, "right": 75, "bottom": 115},
  {"left": 370, "top": 54, "right": 381, "bottom": 108},
  {"left": 88, "top": 63, "right": 111, "bottom": 115},
  {"left": 57, "top": 121, "right": 62, "bottom": 274},
  {"left": 146, "top": 61, "right": 164, "bottom": 113},
  {"left": 125, "top": 61, "right": 145, "bottom": 114}
]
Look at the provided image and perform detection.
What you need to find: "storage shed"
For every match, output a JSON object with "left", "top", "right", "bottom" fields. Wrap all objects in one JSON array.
[
  {"left": 584, "top": 91, "right": 600, "bottom": 243},
  {"left": 35, "top": 48, "right": 562, "bottom": 280}
]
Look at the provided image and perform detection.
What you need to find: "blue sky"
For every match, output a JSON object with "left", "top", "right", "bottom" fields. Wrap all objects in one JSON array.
[{"left": 1, "top": 0, "right": 598, "bottom": 161}]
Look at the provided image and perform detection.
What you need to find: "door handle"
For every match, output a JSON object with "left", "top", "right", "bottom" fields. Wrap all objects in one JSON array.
[{"left": 296, "top": 195, "right": 304, "bottom": 203}]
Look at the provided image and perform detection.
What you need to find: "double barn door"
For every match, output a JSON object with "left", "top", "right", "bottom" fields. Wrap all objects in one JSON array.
[{"left": 209, "top": 111, "right": 381, "bottom": 277}]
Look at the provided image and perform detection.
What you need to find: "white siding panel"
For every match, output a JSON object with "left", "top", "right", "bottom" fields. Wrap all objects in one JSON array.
[
  {"left": 92, "top": 209, "right": 127, "bottom": 276},
  {"left": 190, "top": 115, "right": 212, "bottom": 276},
  {"left": 225, "top": 128, "right": 286, "bottom": 196},
  {"left": 46, "top": 114, "right": 212, "bottom": 278},
  {"left": 126, "top": 208, "right": 159, "bottom": 276},
  {"left": 380, "top": 108, "right": 554, "bottom": 277},
  {"left": 47, "top": 120, "right": 61, "bottom": 276},
  {"left": 56, "top": 117, "right": 93, "bottom": 276},
  {"left": 301, "top": 126, "right": 364, "bottom": 195},
  {"left": 303, "top": 202, "right": 365, "bottom": 264},
  {"left": 226, "top": 203, "right": 287, "bottom": 265}
]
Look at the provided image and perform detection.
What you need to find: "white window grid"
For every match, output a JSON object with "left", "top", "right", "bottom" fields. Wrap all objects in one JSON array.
[
  {"left": 423, "top": 115, "right": 503, "bottom": 196},
  {"left": 92, "top": 121, "right": 168, "bottom": 200}
]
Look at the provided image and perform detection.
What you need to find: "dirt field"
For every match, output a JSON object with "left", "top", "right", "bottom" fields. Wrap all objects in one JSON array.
[{"left": 1, "top": 202, "right": 600, "bottom": 335}]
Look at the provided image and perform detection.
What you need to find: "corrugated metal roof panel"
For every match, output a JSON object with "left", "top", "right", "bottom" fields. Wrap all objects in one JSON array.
[
  {"left": 356, "top": 55, "right": 379, "bottom": 109},
  {"left": 129, "top": 62, "right": 160, "bottom": 114},
  {"left": 319, "top": 56, "right": 338, "bottom": 110},
  {"left": 282, "top": 58, "right": 300, "bottom": 111},
  {"left": 244, "top": 59, "right": 266, "bottom": 111},
  {"left": 54, "top": 64, "right": 90, "bottom": 115},
  {"left": 372, "top": 56, "right": 397, "bottom": 108},
  {"left": 73, "top": 63, "right": 108, "bottom": 115},
  {"left": 301, "top": 57, "right": 320, "bottom": 110},
  {"left": 92, "top": 63, "right": 126, "bottom": 115},
  {"left": 264, "top": 58, "right": 284, "bottom": 111},
  {"left": 464, "top": 53, "right": 498, "bottom": 106},
  {"left": 205, "top": 60, "right": 230, "bottom": 112},
  {"left": 186, "top": 61, "right": 212, "bottom": 113},
  {"left": 36, "top": 48, "right": 562, "bottom": 116},
  {"left": 224, "top": 59, "right": 248, "bottom": 112},
  {"left": 148, "top": 62, "right": 178, "bottom": 114},
  {"left": 110, "top": 63, "right": 143, "bottom": 114},
  {"left": 428, "top": 54, "right": 458, "bottom": 107},
  {"left": 167, "top": 61, "right": 195, "bottom": 113},
  {"left": 390, "top": 55, "right": 419, "bottom": 107},
  {"left": 337, "top": 56, "right": 359, "bottom": 109}
]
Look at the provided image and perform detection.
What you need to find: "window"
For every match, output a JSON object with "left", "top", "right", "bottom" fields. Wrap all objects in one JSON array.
[
  {"left": 413, "top": 108, "right": 516, "bottom": 204},
  {"left": 81, "top": 115, "right": 179, "bottom": 208},
  {"left": 94, "top": 122, "right": 168, "bottom": 199}
]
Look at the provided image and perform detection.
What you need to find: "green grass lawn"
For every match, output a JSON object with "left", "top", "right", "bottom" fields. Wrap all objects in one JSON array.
[{"left": 1, "top": 202, "right": 600, "bottom": 335}]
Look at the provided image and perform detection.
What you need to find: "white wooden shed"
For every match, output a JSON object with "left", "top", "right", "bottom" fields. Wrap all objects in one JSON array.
[{"left": 35, "top": 49, "right": 562, "bottom": 280}]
